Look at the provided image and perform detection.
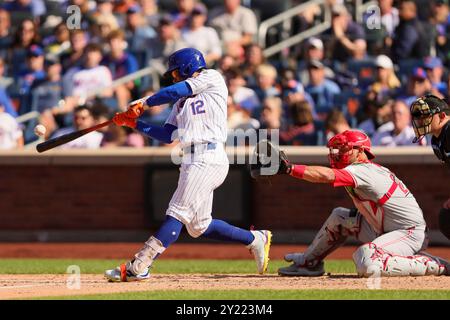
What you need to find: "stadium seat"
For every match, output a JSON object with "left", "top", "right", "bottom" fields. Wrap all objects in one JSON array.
[{"left": 346, "top": 59, "right": 376, "bottom": 90}]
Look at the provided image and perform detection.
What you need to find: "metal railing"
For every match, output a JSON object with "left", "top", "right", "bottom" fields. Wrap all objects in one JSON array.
[
  {"left": 83, "top": 65, "right": 161, "bottom": 100},
  {"left": 18, "top": 63, "right": 161, "bottom": 128},
  {"left": 257, "top": 0, "right": 380, "bottom": 58},
  {"left": 18, "top": 63, "right": 162, "bottom": 147},
  {"left": 257, "top": 0, "right": 332, "bottom": 58}
]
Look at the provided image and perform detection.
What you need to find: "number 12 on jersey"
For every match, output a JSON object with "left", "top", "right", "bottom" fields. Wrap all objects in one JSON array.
[{"left": 191, "top": 100, "right": 205, "bottom": 115}]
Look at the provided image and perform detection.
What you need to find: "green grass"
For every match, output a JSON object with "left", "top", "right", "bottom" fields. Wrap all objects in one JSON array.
[
  {"left": 3, "top": 259, "right": 448, "bottom": 300},
  {"left": 40, "top": 289, "right": 450, "bottom": 300},
  {"left": 0, "top": 258, "right": 356, "bottom": 275}
]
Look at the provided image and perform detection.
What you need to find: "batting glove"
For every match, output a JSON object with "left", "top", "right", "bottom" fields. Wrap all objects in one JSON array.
[
  {"left": 113, "top": 112, "right": 137, "bottom": 128},
  {"left": 125, "top": 97, "right": 148, "bottom": 118}
]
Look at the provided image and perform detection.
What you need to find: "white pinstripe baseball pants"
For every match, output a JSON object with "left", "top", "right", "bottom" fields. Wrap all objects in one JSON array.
[{"left": 166, "top": 148, "right": 229, "bottom": 238}]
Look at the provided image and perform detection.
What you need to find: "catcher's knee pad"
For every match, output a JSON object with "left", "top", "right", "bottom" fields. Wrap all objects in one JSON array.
[
  {"left": 352, "top": 243, "right": 383, "bottom": 277},
  {"left": 439, "top": 207, "right": 450, "bottom": 240},
  {"left": 326, "top": 207, "right": 361, "bottom": 236}
]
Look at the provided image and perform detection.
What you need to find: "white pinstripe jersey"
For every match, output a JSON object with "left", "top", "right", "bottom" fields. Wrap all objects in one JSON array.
[
  {"left": 165, "top": 69, "right": 228, "bottom": 147},
  {"left": 343, "top": 162, "right": 426, "bottom": 234}
]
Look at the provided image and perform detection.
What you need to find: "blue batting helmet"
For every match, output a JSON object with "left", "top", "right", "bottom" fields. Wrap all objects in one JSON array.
[{"left": 164, "top": 48, "right": 206, "bottom": 79}]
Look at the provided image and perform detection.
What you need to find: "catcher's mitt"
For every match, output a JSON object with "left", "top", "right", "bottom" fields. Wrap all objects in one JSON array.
[
  {"left": 439, "top": 207, "right": 450, "bottom": 240},
  {"left": 249, "top": 140, "right": 292, "bottom": 179}
]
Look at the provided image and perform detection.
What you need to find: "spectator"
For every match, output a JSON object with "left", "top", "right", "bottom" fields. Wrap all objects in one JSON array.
[
  {"left": 242, "top": 44, "right": 265, "bottom": 87},
  {"left": 43, "top": 22, "right": 70, "bottom": 57},
  {"left": 0, "top": 9, "right": 12, "bottom": 55},
  {"left": 101, "top": 125, "right": 129, "bottom": 147},
  {"left": 291, "top": 2, "right": 321, "bottom": 37},
  {"left": 402, "top": 67, "right": 433, "bottom": 106},
  {"left": 358, "top": 91, "right": 393, "bottom": 138},
  {"left": 60, "top": 29, "right": 88, "bottom": 73},
  {"left": 424, "top": 56, "right": 448, "bottom": 96},
  {"left": 298, "top": 37, "right": 334, "bottom": 86},
  {"left": 91, "top": 100, "right": 111, "bottom": 131},
  {"left": 17, "top": 45, "right": 46, "bottom": 100},
  {"left": 392, "top": 0, "right": 430, "bottom": 62},
  {"left": 51, "top": 105, "right": 103, "bottom": 149},
  {"left": 260, "top": 96, "right": 283, "bottom": 132},
  {"left": 380, "top": 0, "right": 400, "bottom": 38},
  {"left": 0, "top": 104, "right": 23, "bottom": 149},
  {"left": 102, "top": 29, "right": 139, "bottom": 109},
  {"left": 280, "top": 100, "right": 316, "bottom": 145},
  {"left": 181, "top": 3, "right": 222, "bottom": 66},
  {"left": 90, "top": 10, "right": 120, "bottom": 44},
  {"left": 63, "top": 43, "right": 113, "bottom": 106},
  {"left": 32, "top": 57, "right": 65, "bottom": 136},
  {"left": 372, "top": 99, "right": 425, "bottom": 146},
  {"left": 10, "top": 18, "right": 40, "bottom": 76},
  {"left": 125, "top": 4, "right": 157, "bottom": 52},
  {"left": 2, "top": 0, "right": 46, "bottom": 19},
  {"left": 138, "top": 0, "right": 160, "bottom": 27},
  {"left": 305, "top": 60, "right": 341, "bottom": 118},
  {"left": 330, "top": 4, "right": 366, "bottom": 63},
  {"left": 209, "top": 0, "right": 258, "bottom": 46},
  {"left": 370, "top": 54, "right": 401, "bottom": 96},
  {"left": 148, "top": 15, "right": 187, "bottom": 69},
  {"left": 280, "top": 68, "right": 317, "bottom": 119},
  {"left": 223, "top": 40, "right": 245, "bottom": 65},
  {"left": 325, "top": 109, "right": 351, "bottom": 141},
  {"left": 171, "top": 0, "right": 197, "bottom": 29},
  {"left": 113, "top": 0, "right": 136, "bottom": 14},
  {"left": 218, "top": 54, "right": 237, "bottom": 74},
  {"left": 225, "top": 67, "right": 260, "bottom": 114},
  {"left": 431, "top": 0, "right": 450, "bottom": 63},
  {"left": 253, "top": 64, "right": 280, "bottom": 102},
  {"left": 227, "top": 94, "right": 258, "bottom": 130},
  {"left": 93, "top": 0, "right": 118, "bottom": 25},
  {"left": 0, "top": 57, "right": 16, "bottom": 117}
]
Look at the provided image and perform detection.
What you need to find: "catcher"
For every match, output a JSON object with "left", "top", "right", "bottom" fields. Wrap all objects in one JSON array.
[
  {"left": 410, "top": 95, "right": 450, "bottom": 240},
  {"left": 251, "top": 130, "right": 449, "bottom": 277}
]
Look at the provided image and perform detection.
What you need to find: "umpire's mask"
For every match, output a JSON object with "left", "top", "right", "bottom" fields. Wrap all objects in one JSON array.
[{"left": 410, "top": 95, "right": 448, "bottom": 143}]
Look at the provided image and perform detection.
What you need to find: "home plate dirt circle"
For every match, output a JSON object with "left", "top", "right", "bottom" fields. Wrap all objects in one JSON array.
[{"left": 0, "top": 274, "right": 449, "bottom": 299}]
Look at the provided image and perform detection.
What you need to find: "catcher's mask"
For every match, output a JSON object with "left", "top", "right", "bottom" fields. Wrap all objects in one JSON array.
[
  {"left": 327, "top": 130, "right": 375, "bottom": 169},
  {"left": 410, "top": 95, "right": 448, "bottom": 143}
]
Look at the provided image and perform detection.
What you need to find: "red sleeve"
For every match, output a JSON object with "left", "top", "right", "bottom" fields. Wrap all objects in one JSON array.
[{"left": 332, "top": 169, "right": 356, "bottom": 187}]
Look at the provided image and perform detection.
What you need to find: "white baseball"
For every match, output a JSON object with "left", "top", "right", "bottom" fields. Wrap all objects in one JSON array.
[{"left": 34, "top": 124, "right": 47, "bottom": 137}]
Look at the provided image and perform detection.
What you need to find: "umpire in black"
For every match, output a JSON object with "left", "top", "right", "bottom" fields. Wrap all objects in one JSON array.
[{"left": 410, "top": 94, "right": 450, "bottom": 240}]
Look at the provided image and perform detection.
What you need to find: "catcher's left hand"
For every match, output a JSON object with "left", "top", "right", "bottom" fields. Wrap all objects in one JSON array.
[{"left": 249, "top": 140, "right": 293, "bottom": 179}]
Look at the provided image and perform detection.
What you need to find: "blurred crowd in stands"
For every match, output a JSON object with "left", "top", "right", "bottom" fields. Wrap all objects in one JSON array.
[{"left": 0, "top": 0, "right": 449, "bottom": 149}]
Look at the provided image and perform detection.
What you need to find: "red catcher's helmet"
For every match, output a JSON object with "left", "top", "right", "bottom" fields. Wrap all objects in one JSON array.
[{"left": 327, "top": 130, "right": 375, "bottom": 169}]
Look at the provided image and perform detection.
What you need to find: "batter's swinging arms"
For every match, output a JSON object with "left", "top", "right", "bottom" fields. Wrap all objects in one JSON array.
[
  {"left": 105, "top": 48, "right": 271, "bottom": 282},
  {"left": 255, "top": 130, "right": 449, "bottom": 277}
]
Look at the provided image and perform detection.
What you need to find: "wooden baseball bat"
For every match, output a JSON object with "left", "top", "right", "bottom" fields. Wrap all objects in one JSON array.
[{"left": 36, "top": 120, "right": 113, "bottom": 153}]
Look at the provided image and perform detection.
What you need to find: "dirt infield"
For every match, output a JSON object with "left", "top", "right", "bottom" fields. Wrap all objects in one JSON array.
[
  {"left": 0, "top": 243, "right": 449, "bottom": 260},
  {"left": 1, "top": 274, "right": 449, "bottom": 299}
]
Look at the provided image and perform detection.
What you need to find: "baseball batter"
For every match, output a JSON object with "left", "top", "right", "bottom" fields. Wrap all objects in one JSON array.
[
  {"left": 410, "top": 95, "right": 450, "bottom": 240},
  {"left": 262, "top": 130, "right": 448, "bottom": 277},
  {"left": 105, "top": 48, "right": 271, "bottom": 282}
]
